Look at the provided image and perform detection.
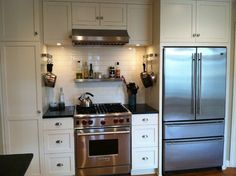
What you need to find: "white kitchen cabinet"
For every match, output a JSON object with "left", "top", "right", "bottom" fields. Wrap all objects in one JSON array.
[
  {"left": 0, "top": 42, "right": 43, "bottom": 175},
  {"left": 72, "top": 2, "right": 127, "bottom": 29},
  {"left": 43, "top": 118, "right": 75, "bottom": 176},
  {"left": 131, "top": 113, "right": 158, "bottom": 175},
  {"left": 43, "top": 2, "right": 72, "bottom": 45},
  {"left": 127, "top": 4, "right": 152, "bottom": 46},
  {"left": 160, "top": 0, "right": 230, "bottom": 43},
  {"left": 0, "top": 0, "right": 40, "bottom": 41}
]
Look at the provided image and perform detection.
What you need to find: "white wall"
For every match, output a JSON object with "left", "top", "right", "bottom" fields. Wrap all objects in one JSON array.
[{"left": 42, "top": 46, "right": 146, "bottom": 106}]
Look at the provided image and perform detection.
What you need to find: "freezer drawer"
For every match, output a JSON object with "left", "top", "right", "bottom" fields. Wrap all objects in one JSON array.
[
  {"left": 164, "top": 120, "right": 224, "bottom": 139},
  {"left": 163, "top": 137, "right": 224, "bottom": 172}
]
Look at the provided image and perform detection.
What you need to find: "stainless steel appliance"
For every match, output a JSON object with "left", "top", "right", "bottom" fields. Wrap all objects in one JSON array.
[
  {"left": 74, "top": 103, "right": 131, "bottom": 176},
  {"left": 162, "top": 47, "right": 226, "bottom": 173}
]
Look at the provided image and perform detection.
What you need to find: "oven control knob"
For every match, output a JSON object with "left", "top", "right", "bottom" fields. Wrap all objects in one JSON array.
[
  {"left": 88, "top": 120, "right": 93, "bottom": 125},
  {"left": 113, "top": 119, "right": 118, "bottom": 123},
  {"left": 82, "top": 120, "right": 87, "bottom": 125},
  {"left": 119, "top": 118, "right": 124, "bottom": 123},
  {"left": 101, "top": 120, "right": 106, "bottom": 125}
]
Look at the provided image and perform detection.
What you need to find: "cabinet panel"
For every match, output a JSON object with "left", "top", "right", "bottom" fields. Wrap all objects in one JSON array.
[
  {"left": 45, "top": 153, "right": 75, "bottom": 176},
  {"left": 7, "top": 120, "right": 41, "bottom": 175},
  {"left": 44, "top": 130, "right": 74, "bottom": 153},
  {"left": 127, "top": 4, "right": 152, "bottom": 46},
  {"left": 132, "top": 125, "right": 158, "bottom": 147},
  {"left": 43, "top": 2, "right": 72, "bottom": 45},
  {"left": 161, "top": 0, "right": 195, "bottom": 42},
  {"left": 100, "top": 4, "right": 126, "bottom": 27},
  {"left": 0, "top": 0, "right": 39, "bottom": 41},
  {"left": 196, "top": 1, "right": 229, "bottom": 43},
  {"left": 1, "top": 43, "right": 41, "bottom": 120},
  {"left": 132, "top": 114, "right": 158, "bottom": 125},
  {"left": 72, "top": 2, "right": 99, "bottom": 27},
  {"left": 132, "top": 147, "right": 158, "bottom": 170}
]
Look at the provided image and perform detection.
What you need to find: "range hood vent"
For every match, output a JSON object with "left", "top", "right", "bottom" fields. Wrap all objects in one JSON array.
[{"left": 72, "top": 29, "right": 129, "bottom": 46}]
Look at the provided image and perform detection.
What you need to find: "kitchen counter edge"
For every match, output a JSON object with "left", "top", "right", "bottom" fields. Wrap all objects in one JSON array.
[
  {"left": 43, "top": 106, "right": 75, "bottom": 119},
  {"left": 124, "top": 104, "right": 159, "bottom": 114}
]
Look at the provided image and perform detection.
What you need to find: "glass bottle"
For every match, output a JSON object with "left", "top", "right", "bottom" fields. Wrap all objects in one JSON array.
[
  {"left": 89, "top": 63, "right": 93, "bottom": 79},
  {"left": 115, "top": 62, "right": 120, "bottom": 78},
  {"left": 58, "top": 87, "right": 65, "bottom": 111},
  {"left": 76, "top": 61, "right": 83, "bottom": 79},
  {"left": 83, "top": 62, "right": 89, "bottom": 79}
]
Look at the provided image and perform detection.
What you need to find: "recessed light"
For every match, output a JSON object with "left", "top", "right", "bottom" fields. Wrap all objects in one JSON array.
[
  {"left": 136, "top": 44, "right": 140, "bottom": 47},
  {"left": 57, "top": 43, "right": 62, "bottom": 46},
  {"left": 129, "top": 47, "right": 133, "bottom": 50}
]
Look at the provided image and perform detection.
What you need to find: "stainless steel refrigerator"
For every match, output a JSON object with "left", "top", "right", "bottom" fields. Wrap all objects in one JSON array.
[{"left": 162, "top": 47, "right": 226, "bottom": 173}]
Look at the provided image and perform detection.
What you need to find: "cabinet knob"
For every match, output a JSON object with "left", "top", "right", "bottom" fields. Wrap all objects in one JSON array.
[
  {"left": 56, "top": 140, "right": 63, "bottom": 144},
  {"left": 56, "top": 163, "right": 64, "bottom": 167},
  {"left": 96, "top": 16, "right": 100, "bottom": 20},
  {"left": 55, "top": 122, "right": 62, "bottom": 126},
  {"left": 142, "top": 157, "right": 149, "bottom": 160},
  {"left": 192, "top": 34, "right": 196, "bottom": 37},
  {"left": 196, "top": 34, "right": 200, "bottom": 37},
  {"left": 100, "top": 16, "right": 103, "bottom": 20},
  {"left": 34, "top": 31, "right": 38, "bottom": 36},
  {"left": 37, "top": 110, "right": 41, "bottom": 114}
]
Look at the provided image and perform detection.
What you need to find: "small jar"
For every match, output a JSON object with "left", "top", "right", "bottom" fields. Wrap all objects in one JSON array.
[{"left": 109, "top": 66, "right": 115, "bottom": 78}]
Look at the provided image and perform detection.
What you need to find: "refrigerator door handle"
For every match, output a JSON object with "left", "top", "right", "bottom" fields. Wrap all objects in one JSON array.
[
  {"left": 192, "top": 53, "right": 196, "bottom": 114},
  {"left": 197, "top": 53, "right": 202, "bottom": 114}
]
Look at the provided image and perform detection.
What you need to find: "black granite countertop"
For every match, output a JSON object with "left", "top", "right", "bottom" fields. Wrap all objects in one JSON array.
[
  {"left": 0, "top": 153, "right": 33, "bottom": 176},
  {"left": 124, "top": 104, "right": 158, "bottom": 114},
  {"left": 43, "top": 106, "right": 75, "bottom": 118}
]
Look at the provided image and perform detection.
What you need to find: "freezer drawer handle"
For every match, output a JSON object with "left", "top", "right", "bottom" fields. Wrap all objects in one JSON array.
[
  {"left": 142, "top": 157, "right": 149, "bottom": 160},
  {"left": 166, "top": 137, "right": 224, "bottom": 144}
]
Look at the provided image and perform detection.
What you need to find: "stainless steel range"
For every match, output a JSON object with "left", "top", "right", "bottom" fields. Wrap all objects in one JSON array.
[{"left": 74, "top": 103, "right": 131, "bottom": 176}]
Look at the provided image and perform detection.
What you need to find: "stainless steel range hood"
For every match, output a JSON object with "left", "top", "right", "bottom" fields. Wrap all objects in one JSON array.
[{"left": 72, "top": 29, "right": 129, "bottom": 45}]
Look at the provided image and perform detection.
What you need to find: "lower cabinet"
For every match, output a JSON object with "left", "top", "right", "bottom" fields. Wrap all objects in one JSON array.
[
  {"left": 43, "top": 118, "right": 75, "bottom": 176},
  {"left": 131, "top": 114, "right": 158, "bottom": 175}
]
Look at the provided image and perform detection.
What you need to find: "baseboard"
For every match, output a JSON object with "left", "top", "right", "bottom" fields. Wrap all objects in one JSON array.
[{"left": 222, "top": 160, "right": 230, "bottom": 169}]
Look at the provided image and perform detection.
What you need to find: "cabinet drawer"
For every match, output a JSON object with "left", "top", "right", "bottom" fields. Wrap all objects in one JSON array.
[
  {"left": 44, "top": 130, "right": 74, "bottom": 153},
  {"left": 132, "top": 114, "right": 158, "bottom": 125},
  {"left": 45, "top": 153, "right": 75, "bottom": 176},
  {"left": 132, "top": 147, "right": 158, "bottom": 170},
  {"left": 43, "top": 118, "right": 73, "bottom": 130},
  {"left": 132, "top": 125, "right": 158, "bottom": 147}
]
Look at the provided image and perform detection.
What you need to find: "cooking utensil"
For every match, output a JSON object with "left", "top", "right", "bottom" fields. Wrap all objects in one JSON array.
[
  {"left": 140, "top": 63, "right": 153, "bottom": 88},
  {"left": 44, "top": 64, "right": 57, "bottom": 87},
  {"left": 78, "top": 92, "right": 94, "bottom": 107},
  {"left": 150, "top": 61, "right": 156, "bottom": 83}
]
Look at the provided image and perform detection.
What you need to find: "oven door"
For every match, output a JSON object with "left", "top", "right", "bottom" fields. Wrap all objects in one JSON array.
[{"left": 76, "top": 127, "right": 130, "bottom": 168}]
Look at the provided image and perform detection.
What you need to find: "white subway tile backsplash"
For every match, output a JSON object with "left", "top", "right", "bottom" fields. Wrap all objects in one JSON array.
[{"left": 44, "top": 46, "right": 145, "bottom": 106}]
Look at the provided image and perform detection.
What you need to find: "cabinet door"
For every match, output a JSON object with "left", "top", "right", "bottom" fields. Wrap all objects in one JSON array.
[
  {"left": 160, "top": 0, "right": 195, "bottom": 42},
  {"left": 100, "top": 3, "right": 127, "bottom": 28},
  {"left": 1, "top": 42, "right": 41, "bottom": 120},
  {"left": 196, "top": 1, "right": 229, "bottom": 43},
  {"left": 0, "top": 0, "right": 39, "bottom": 41},
  {"left": 43, "top": 2, "right": 71, "bottom": 45},
  {"left": 72, "top": 2, "right": 99, "bottom": 28},
  {"left": 127, "top": 4, "right": 152, "bottom": 46}
]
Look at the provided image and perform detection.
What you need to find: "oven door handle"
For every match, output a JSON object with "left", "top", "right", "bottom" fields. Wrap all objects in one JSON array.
[{"left": 76, "top": 129, "right": 130, "bottom": 136}]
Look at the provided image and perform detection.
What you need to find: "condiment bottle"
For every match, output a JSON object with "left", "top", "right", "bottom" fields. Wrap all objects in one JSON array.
[
  {"left": 58, "top": 87, "right": 65, "bottom": 111},
  {"left": 109, "top": 66, "right": 115, "bottom": 78},
  {"left": 83, "top": 62, "right": 89, "bottom": 79},
  {"left": 76, "top": 61, "right": 83, "bottom": 79},
  {"left": 115, "top": 62, "right": 120, "bottom": 78},
  {"left": 89, "top": 63, "right": 93, "bottom": 79}
]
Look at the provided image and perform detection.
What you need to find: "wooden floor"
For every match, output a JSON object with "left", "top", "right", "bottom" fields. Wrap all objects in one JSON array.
[{"left": 138, "top": 168, "right": 236, "bottom": 176}]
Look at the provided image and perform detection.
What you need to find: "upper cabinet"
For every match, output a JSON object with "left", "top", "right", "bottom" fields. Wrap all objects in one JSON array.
[
  {"left": 72, "top": 2, "right": 127, "bottom": 29},
  {"left": 160, "top": 0, "right": 230, "bottom": 43},
  {"left": 127, "top": 4, "right": 152, "bottom": 46},
  {"left": 43, "top": 2, "right": 72, "bottom": 45},
  {"left": 0, "top": 0, "right": 40, "bottom": 41}
]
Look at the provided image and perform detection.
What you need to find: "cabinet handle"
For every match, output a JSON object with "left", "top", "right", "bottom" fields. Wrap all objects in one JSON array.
[
  {"left": 142, "top": 135, "right": 148, "bottom": 138},
  {"left": 196, "top": 34, "right": 200, "bottom": 37},
  {"left": 37, "top": 110, "right": 41, "bottom": 114},
  {"left": 96, "top": 16, "right": 100, "bottom": 20},
  {"left": 192, "top": 33, "right": 196, "bottom": 37},
  {"left": 100, "top": 16, "right": 103, "bottom": 20},
  {"left": 56, "top": 140, "right": 63, "bottom": 144},
  {"left": 142, "top": 118, "right": 149, "bottom": 122},
  {"left": 142, "top": 157, "right": 149, "bottom": 160},
  {"left": 34, "top": 31, "right": 38, "bottom": 36},
  {"left": 55, "top": 122, "right": 62, "bottom": 126},
  {"left": 56, "top": 163, "right": 64, "bottom": 167}
]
